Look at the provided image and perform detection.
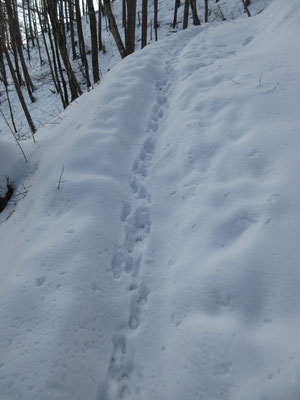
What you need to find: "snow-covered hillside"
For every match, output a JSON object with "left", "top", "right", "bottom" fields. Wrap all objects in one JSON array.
[{"left": 1, "top": 0, "right": 300, "bottom": 399}]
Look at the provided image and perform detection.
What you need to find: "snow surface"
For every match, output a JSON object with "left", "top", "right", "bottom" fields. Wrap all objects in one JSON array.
[{"left": 1, "top": 0, "right": 300, "bottom": 399}]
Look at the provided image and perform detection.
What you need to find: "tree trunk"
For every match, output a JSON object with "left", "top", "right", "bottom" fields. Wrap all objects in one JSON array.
[
  {"left": 87, "top": 0, "right": 100, "bottom": 83},
  {"left": 204, "top": 0, "right": 208, "bottom": 23},
  {"left": 35, "top": 0, "right": 65, "bottom": 107},
  {"left": 153, "top": 0, "right": 158, "bottom": 41},
  {"left": 27, "top": 0, "right": 35, "bottom": 47},
  {"left": 68, "top": 0, "right": 77, "bottom": 60},
  {"left": 190, "top": 0, "right": 200, "bottom": 25},
  {"left": 22, "top": 0, "right": 30, "bottom": 60},
  {"left": 241, "top": 0, "right": 251, "bottom": 17},
  {"left": 172, "top": 0, "right": 180, "bottom": 29},
  {"left": 141, "top": 0, "right": 147, "bottom": 49},
  {"left": 74, "top": 0, "right": 91, "bottom": 88},
  {"left": 125, "top": 0, "right": 136, "bottom": 54},
  {"left": 2, "top": 45, "right": 36, "bottom": 136},
  {"left": 98, "top": 0, "right": 103, "bottom": 51},
  {"left": 183, "top": 0, "right": 189, "bottom": 30},
  {"left": 46, "top": 13, "right": 69, "bottom": 107},
  {"left": 5, "top": 0, "right": 35, "bottom": 102},
  {"left": 103, "top": 0, "right": 127, "bottom": 59},
  {"left": 46, "top": 0, "right": 82, "bottom": 101}
]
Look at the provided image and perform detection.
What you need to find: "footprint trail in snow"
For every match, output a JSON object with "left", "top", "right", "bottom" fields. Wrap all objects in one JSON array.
[{"left": 103, "top": 39, "right": 188, "bottom": 400}]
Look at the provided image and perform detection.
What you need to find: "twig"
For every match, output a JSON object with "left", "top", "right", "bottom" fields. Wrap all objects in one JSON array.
[
  {"left": 57, "top": 165, "right": 65, "bottom": 190},
  {"left": 6, "top": 210, "right": 15, "bottom": 221},
  {"left": 241, "top": 0, "right": 251, "bottom": 17}
]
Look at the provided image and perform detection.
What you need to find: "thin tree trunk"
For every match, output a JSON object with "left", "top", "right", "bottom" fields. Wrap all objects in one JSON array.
[
  {"left": 241, "top": 0, "right": 251, "bottom": 17},
  {"left": 125, "top": 0, "right": 136, "bottom": 54},
  {"left": 32, "top": 6, "right": 44, "bottom": 65},
  {"left": 27, "top": 0, "right": 35, "bottom": 47},
  {"left": 35, "top": 0, "right": 65, "bottom": 107},
  {"left": 141, "top": 0, "right": 147, "bottom": 49},
  {"left": 87, "top": 0, "right": 100, "bottom": 83},
  {"left": 204, "top": 0, "right": 208, "bottom": 23},
  {"left": 183, "top": 0, "right": 189, "bottom": 30},
  {"left": 0, "top": 44, "right": 8, "bottom": 87},
  {"left": 153, "top": 0, "right": 158, "bottom": 41},
  {"left": 22, "top": 0, "right": 31, "bottom": 60},
  {"left": 103, "top": 0, "right": 127, "bottom": 59},
  {"left": 98, "top": 0, "right": 103, "bottom": 51},
  {"left": 74, "top": 0, "right": 91, "bottom": 88},
  {"left": 46, "top": 12, "right": 69, "bottom": 107},
  {"left": 47, "top": 0, "right": 82, "bottom": 101},
  {"left": 11, "top": 37, "right": 23, "bottom": 87},
  {"left": 68, "top": 0, "right": 77, "bottom": 60},
  {"left": 5, "top": 0, "right": 35, "bottom": 102},
  {"left": 172, "top": 0, "right": 180, "bottom": 29},
  {"left": 190, "top": 0, "right": 200, "bottom": 25},
  {"left": 3, "top": 46, "right": 36, "bottom": 137}
]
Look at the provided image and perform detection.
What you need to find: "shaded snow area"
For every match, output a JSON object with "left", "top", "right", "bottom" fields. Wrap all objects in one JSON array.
[{"left": 1, "top": 0, "right": 300, "bottom": 399}]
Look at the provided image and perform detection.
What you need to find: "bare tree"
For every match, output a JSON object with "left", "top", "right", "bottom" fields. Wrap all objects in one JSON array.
[
  {"left": 103, "top": 0, "right": 127, "bottom": 59},
  {"left": 183, "top": 0, "right": 189, "bottom": 30},
  {"left": 141, "top": 0, "right": 147, "bottom": 48},
  {"left": 204, "top": 0, "right": 208, "bottom": 23},
  {"left": 172, "top": 0, "right": 180, "bottom": 29},
  {"left": 87, "top": 0, "right": 100, "bottom": 83},
  {"left": 125, "top": 0, "right": 136, "bottom": 54},
  {"left": 153, "top": 0, "right": 158, "bottom": 41},
  {"left": 190, "top": 0, "right": 200, "bottom": 25}
]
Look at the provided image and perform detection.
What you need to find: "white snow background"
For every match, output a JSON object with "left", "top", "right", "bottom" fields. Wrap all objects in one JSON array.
[{"left": 0, "top": 0, "right": 300, "bottom": 399}]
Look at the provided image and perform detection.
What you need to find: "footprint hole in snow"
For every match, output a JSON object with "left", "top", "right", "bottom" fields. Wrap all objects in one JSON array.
[
  {"left": 121, "top": 201, "right": 131, "bottom": 222},
  {"left": 129, "top": 317, "right": 139, "bottom": 329},
  {"left": 35, "top": 276, "right": 46, "bottom": 287}
]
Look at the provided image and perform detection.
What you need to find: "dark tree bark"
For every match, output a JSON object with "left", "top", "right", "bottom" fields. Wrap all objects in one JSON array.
[
  {"left": 153, "top": 0, "right": 158, "bottom": 41},
  {"left": 10, "top": 35, "right": 23, "bottom": 87},
  {"left": 2, "top": 44, "right": 37, "bottom": 136},
  {"left": 87, "top": 0, "right": 100, "bottom": 83},
  {"left": 204, "top": 0, "right": 208, "bottom": 23},
  {"left": 68, "top": 0, "right": 77, "bottom": 60},
  {"left": 98, "top": 0, "right": 103, "bottom": 51},
  {"left": 0, "top": 178, "right": 14, "bottom": 214},
  {"left": 32, "top": 6, "right": 43, "bottom": 65},
  {"left": 141, "top": 0, "right": 147, "bottom": 49},
  {"left": 125, "top": 0, "right": 136, "bottom": 55},
  {"left": 74, "top": 0, "right": 91, "bottom": 88},
  {"left": 183, "top": 0, "right": 189, "bottom": 30},
  {"left": 22, "top": 0, "right": 31, "bottom": 60},
  {"left": 46, "top": 0, "right": 82, "bottom": 101},
  {"left": 190, "top": 0, "right": 200, "bottom": 25},
  {"left": 241, "top": 0, "right": 251, "bottom": 17},
  {"left": 0, "top": 42, "right": 8, "bottom": 87},
  {"left": 103, "top": 0, "right": 127, "bottom": 59},
  {"left": 122, "top": 0, "right": 126, "bottom": 29},
  {"left": 35, "top": 0, "right": 65, "bottom": 107},
  {"left": 46, "top": 13, "right": 69, "bottom": 107},
  {"left": 5, "top": 0, "right": 35, "bottom": 102},
  {"left": 27, "top": 0, "right": 35, "bottom": 47},
  {"left": 172, "top": 0, "right": 180, "bottom": 29}
]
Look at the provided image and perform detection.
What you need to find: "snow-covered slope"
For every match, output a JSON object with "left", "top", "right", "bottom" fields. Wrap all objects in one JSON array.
[{"left": 1, "top": 0, "right": 300, "bottom": 399}]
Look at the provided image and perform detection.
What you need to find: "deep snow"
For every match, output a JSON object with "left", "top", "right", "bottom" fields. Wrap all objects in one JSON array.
[{"left": 0, "top": 0, "right": 300, "bottom": 399}]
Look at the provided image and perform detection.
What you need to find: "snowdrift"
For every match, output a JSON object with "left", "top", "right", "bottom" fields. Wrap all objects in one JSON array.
[{"left": 1, "top": 0, "right": 300, "bottom": 399}]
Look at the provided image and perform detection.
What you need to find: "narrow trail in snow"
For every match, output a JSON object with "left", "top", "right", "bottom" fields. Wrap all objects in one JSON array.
[{"left": 101, "top": 38, "right": 189, "bottom": 400}]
